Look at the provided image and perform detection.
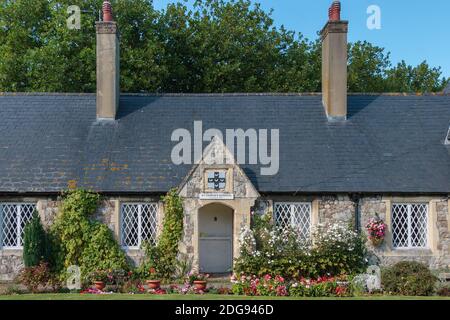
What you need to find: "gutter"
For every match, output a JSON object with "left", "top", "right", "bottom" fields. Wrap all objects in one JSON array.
[{"left": 350, "top": 193, "right": 362, "bottom": 233}]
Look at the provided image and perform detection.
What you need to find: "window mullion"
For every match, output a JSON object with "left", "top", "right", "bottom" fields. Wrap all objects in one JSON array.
[
  {"left": 17, "top": 204, "right": 22, "bottom": 248},
  {"left": 0, "top": 204, "right": 3, "bottom": 248},
  {"left": 137, "top": 204, "right": 142, "bottom": 248},
  {"left": 407, "top": 204, "right": 412, "bottom": 248},
  {"left": 290, "top": 204, "right": 295, "bottom": 228}
]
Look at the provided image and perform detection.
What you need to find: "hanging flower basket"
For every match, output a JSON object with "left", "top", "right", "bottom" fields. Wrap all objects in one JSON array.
[{"left": 366, "top": 217, "right": 387, "bottom": 248}]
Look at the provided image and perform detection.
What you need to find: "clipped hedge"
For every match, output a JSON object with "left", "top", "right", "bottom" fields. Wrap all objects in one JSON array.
[{"left": 382, "top": 261, "right": 437, "bottom": 296}]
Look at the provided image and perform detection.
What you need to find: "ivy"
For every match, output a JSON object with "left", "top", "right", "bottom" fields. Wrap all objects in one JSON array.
[
  {"left": 50, "top": 189, "right": 129, "bottom": 280},
  {"left": 140, "top": 189, "right": 184, "bottom": 280}
]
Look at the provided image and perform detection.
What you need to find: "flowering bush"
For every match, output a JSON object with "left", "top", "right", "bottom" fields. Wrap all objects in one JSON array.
[
  {"left": 231, "top": 273, "right": 351, "bottom": 297},
  {"left": 148, "top": 288, "right": 167, "bottom": 295},
  {"left": 289, "top": 275, "right": 350, "bottom": 297},
  {"left": 365, "top": 218, "right": 387, "bottom": 243},
  {"left": 86, "top": 270, "right": 108, "bottom": 283},
  {"left": 147, "top": 267, "right": 161, "bottom": 280},
  {"left": 234, "top": 213, "right": 313, "bottom": 279},
  {"left": 231, "top": 274, "right": 288, "bottom": 296},
  {"left": 17, "top": 262, "right": 60, "bottom": 293},
  {"left": 168, "top": 283, "right": 207, "bottom": 295},
  {"left": 186, "top": 271, "right": 210, "bottom": 283},
  {"left": 85, "top": 269, "right": 131, "bottom": 289},
  {"left": 234, "top": 213, "right": 367, "bottom": 279},
  {"left": 311, "top": 223, "right": 367, "bottom": 276},
  {"left": 120, "top": 280, "right": 146, "bottom": 294}
]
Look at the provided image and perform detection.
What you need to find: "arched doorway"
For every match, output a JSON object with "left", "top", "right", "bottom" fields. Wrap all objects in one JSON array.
[{"left": 198, "top": 203, "right": 234, "bottom": 273}]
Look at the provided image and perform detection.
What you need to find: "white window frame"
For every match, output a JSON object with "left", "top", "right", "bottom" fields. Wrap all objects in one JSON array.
[
  {"left": 274, "top": 202, "right": 312, "bottom": 239},
  {"left": 120, "top": 203, "right": 158, "bottom": 250},
  {"left": 392, "top": 203, "right": 428, "bottom": 249},
  {"left": 0, "top": 203, "right": 36, "bottom": 250}
]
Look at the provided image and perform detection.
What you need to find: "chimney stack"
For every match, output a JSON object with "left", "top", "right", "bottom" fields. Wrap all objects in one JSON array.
[
  {"left": 321, "top": 1, "right": 348, "bottom": 121},
  {"left": 96, "top": 1, "right": 120, "bottom": 120}
]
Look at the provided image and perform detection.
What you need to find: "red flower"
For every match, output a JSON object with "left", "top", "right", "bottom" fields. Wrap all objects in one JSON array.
[{"left": 263, "top": 274, "right": 272, "bottom": 281}]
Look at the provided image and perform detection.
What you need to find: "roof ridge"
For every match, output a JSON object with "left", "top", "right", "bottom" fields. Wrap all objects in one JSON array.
[
  {"left": 0, "top": 92, "right": 95, "bottom": 96},
  {"left": 0, "top": 92, "right": 449, "bottom": 97}
]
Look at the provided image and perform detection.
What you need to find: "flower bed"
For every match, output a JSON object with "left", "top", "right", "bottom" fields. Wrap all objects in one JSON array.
[{"left": 231, "top": 273, "right": 351, "bottom": 297}]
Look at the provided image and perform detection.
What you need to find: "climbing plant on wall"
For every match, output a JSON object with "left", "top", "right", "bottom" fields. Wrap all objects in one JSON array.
[
  {"left": 140, "top": 188, "right": 184, "bottom": 280},
  {"left": 50, "top": 189, "right": 129, "bottom": 280}
]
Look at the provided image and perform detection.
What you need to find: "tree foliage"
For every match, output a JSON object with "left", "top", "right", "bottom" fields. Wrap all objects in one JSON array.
[{"left": 0, "top": 0, "right": 447, "bottom": 93}]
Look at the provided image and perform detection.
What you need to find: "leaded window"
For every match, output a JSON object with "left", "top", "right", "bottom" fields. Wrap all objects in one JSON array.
[
  {"left": 274, "top": 202, "right": 312, "bottom": 239},
  {"left": 0, "top": 203, "right": 36, "bottom": 249},
  {"left": 121, "top": 203, "right": 158, "bottom": 249},
  {"left": 392, "top": 203, "right": 428, "bottom": 249}
]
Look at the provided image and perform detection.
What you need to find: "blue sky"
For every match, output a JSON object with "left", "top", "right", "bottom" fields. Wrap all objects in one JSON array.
[{"left": 154, "top": 0, "right": 450, "bottom": 79}]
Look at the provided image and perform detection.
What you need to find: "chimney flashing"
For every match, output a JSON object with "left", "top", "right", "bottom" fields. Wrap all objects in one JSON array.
[
  {"left": 95, "top": 21, "right": 118, "bottom": 34},
  {"left": 320, "top": 20, "right": 348, "bottom": 40}
]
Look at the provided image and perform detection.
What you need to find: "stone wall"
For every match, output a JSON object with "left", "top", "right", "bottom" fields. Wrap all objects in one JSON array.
[
  {"left": 0, "top": 197, "right": 60, "bottom": 281},
  {"left": 1, "top": 194, "right": 449, "bottom": 281},
  {"left": 0, "top": 196, "right": 160, "bottom": 281},
  {"left": 317, "top": 195, "right": 355, "bottom": 225},
  {"left": 254, "top": 195, "right": 450, "bottom": 270}
]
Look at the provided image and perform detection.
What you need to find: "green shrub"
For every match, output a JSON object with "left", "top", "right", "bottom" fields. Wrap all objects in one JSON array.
[
  {"left": 23, "top": 212, "right": 51, "bottom": 267},
  {"left": 51, "top": 189, "right": 129, "bottom": 281},
  {"left": 382, "top": 261, "right": 437, "bottom": 296},
  {"left": 79, "top": 222, "right": 129, "bottom": 276},
  {"left": 437, "top": 286, "right": 450, "bottom": 297},
  {"left": 17, "top": 262, "right": 60, "bottom": 293}
]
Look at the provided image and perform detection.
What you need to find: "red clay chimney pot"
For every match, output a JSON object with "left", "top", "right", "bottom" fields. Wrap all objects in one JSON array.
[
  {"left": 329, "top": 1, "right": 341, "bottom": 21},
  {"left": 102, "top": 1, "right": 113, "bottom": 22}
]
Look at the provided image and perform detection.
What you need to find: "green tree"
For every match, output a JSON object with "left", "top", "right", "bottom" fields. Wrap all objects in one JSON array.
[
  {"left": 386, "top": 60, "right": 447, "bottom": 93},
  {"left": 0, "top": 0, "right": 447, "bottom": 93},
  {"left": 347, "top": 41, "right": 391, "bottom": 93},
  {"left": 23, "top": 212, "right": 50, "bottom": 267}
]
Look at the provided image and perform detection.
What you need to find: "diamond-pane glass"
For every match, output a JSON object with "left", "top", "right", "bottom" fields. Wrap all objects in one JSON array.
[
  {"left": 392, "top": 204, "right": 428, "bottom": 249},
  {"left": 392, "top": 204, "right": 409, "bottom": 248},
  {"left": 410, "top": 204, "right": 427, "bottom": 247},
  {"left": 1, "top": 204, "right": 36, "bottom": 248},
  {"left": 274, "top": 203, "right": 311, "bottom": 239},
  {"left": 121, "top": 203, "right": 158, "bottom": 248}
]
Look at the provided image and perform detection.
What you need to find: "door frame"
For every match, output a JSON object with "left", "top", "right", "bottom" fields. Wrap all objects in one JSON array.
[{"left": 197, "top": 203, "right": 234, "bottom": 274}]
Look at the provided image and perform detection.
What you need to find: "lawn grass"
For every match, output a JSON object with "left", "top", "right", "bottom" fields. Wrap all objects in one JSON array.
[{"left": 0, "top": 294, "right": 449, "bottom": 300}]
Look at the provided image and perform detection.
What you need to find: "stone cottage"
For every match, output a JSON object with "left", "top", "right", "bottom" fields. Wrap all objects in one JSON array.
[{"left": 0, "top": 1, "right": 449, "bottom": 281}]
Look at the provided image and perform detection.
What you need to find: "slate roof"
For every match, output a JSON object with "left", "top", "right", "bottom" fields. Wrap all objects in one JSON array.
[{"left": 0, "top": 93, "right": 449, "bottom": 194}]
